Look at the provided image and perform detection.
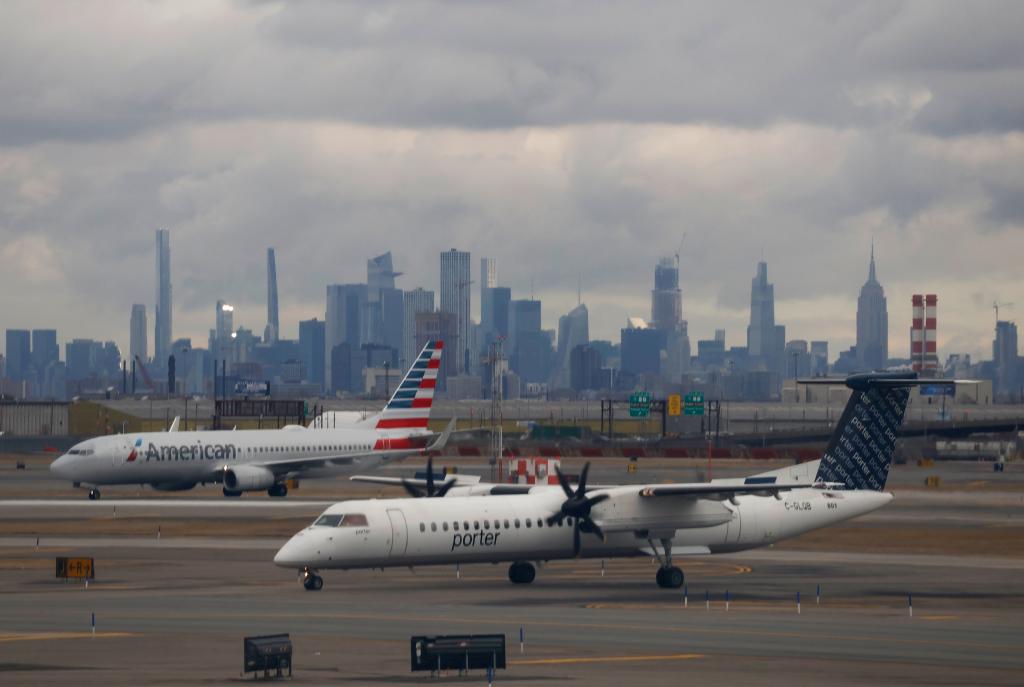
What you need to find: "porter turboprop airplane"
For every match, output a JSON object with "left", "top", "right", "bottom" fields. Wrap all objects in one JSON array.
[
  {"left": 50, "top": 341, "right": 449, "bottom": 499},
  {"left": 275, "top": 372, "right": 942, "bottom": 590}
]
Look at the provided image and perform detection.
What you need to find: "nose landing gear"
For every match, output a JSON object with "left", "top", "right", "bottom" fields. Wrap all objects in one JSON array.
[
  {"left": 302, "top": 568, "right": 323, "bottom": 591},
  {"left": 88, "top": 488, "right": 101, "bottom": 500}
]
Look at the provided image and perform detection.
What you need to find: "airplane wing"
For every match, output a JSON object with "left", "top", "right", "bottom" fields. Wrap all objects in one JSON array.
[{"left": 635, "top": 479, "right": 806, "bottom": 498}]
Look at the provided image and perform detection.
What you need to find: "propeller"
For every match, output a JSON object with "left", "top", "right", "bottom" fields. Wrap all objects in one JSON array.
[
  {"left": 545, "top": 462, "right": 608, "bottom": 556},
  {"left": 401, "top": 454, "right": 455, "bottom": 498}
]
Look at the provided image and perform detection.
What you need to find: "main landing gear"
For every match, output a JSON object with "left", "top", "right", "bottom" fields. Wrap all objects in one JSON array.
[
  {"left": 302, "top": 567, "right": 323, "bottom": 591},
  {"left": 648, "top": 537, "right": 685, "bottom": 589},
  {"left": 88, "top": 488, "right": 101, "bottom": 500},
  {"left": 508, "top": 561, "right": 536, "bottom": 584},
  {"left": 222, "top": 488, "right": 242, "bottom": 498},
  {"left": 268, "top": 483, "right": 288, "bottom": 498}
]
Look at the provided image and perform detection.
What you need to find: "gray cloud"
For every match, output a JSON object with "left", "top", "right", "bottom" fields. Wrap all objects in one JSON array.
[{"left": 0, "top": 1, "right": 1022, "bottom": 361}]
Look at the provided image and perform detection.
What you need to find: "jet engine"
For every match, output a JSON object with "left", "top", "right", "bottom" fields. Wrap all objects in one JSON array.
[{"left": 223, "top": 465, "right": 277, "bottom": 491}]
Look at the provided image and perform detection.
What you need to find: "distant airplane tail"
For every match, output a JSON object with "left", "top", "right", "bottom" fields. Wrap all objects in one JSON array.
[
  {"left": 810, "top": 372, "right": 952, "bottom": 491},
  {"left": 375, "top": 340, "right": 443, "bottom": 431}
]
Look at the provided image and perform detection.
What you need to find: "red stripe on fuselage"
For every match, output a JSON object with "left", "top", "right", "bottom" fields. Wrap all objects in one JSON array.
[{"left": 376, "top": 418, "right": 429, "bottom": 429}]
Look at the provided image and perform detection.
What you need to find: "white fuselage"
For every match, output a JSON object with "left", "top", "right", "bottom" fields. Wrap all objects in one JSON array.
[
  {"left": 274, "top": 486, "right": 892, "bottom": 570},
  {"left": 49, "top": 426, "right": 421, "bottom": 489}
]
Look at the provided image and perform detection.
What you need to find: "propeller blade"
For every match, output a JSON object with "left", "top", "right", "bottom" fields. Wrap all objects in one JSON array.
[
  {"left": 554, "top": 465, "right": 574, "bottom": 499},
  {"left": 425, "top": 455, "right": 435, "bottom": 496},
  {"left": 401, "top": 479, "right": 424, "bottom": 498},
  {"left": 435, "top": 479, "right": 456, "bottom": 497},
  {"left": 582, "top": 493, "right": 609, "bottom": 509},
  {"left": 573, "top": 522, "right": 581, "bottom": 557},
  {"left": 545, "top": 513, "right": 564, "bottom": 526},
  {"left": 588, "top": 520, "right": 606, "bottom": 542},
  {"left": 578, "top": 462, "right": 591, "bottom": 494}
]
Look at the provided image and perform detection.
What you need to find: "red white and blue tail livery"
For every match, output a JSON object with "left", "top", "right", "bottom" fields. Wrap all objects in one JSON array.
[{"left": 376, "top": 340, "right": 443, "bottom": 431}]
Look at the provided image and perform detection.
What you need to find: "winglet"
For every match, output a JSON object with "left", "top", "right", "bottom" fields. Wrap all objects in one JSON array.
[{"left": 426, "top": 417, "right": 457, "bottom": 453}]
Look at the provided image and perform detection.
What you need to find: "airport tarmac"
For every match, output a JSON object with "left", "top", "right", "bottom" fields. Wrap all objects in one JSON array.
[{"left": 1, "top": 456, "right": 1023, "bottom": 685}]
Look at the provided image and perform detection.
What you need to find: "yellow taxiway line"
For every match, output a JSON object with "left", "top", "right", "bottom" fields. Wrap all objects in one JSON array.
[
  {"left": 0, "top": 631, "right": 136, "bottom": 643},
  {"left": 512, "top": 653, "right": 704, "bottom": 665}
]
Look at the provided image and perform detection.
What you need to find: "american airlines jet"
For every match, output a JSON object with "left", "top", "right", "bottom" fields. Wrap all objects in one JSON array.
[
  {"left": 275, "top": 373, "right": 939, "bottom": 590},
  {"left": 49, "top": 341, "right": 448, "bottom": 499}
]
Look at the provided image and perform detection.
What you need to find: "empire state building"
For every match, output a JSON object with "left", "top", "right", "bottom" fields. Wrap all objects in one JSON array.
[{"left": 856, "top": 245, "right": 888, "bottom": 371}]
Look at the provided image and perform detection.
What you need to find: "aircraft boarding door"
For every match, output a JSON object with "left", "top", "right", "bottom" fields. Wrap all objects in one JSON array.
[{"left": 385, "top": 509, "right": 409, "bottom": 556}]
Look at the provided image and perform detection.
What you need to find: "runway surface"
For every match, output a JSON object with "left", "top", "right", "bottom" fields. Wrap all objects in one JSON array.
[{"left": 1, "top": 456, "right": 1022, "bottom": 685}]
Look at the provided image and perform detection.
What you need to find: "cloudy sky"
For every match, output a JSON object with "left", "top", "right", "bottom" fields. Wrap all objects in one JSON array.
[{"left": 1, "top": 1, "right": 1022, "bottom": 362}]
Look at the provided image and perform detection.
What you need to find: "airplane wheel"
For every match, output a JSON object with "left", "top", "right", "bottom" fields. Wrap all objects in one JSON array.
[
  {"left": 303, "top": 574, "right": 323, "bottom": 591},
  {"left": 222, "top": 488, "right": 243, "bottom": 498},
  {"left": 88, "top": 489, "right": 101, "bottom": 500},
  {"left": 268, "top": 484, "right": 288, "bottom": 498},
  {"left": 509, "top": 562, "right": 536, "bottom": 584},
  {"left": 656, "top": 566, "right": 684, "bottom": 589}
]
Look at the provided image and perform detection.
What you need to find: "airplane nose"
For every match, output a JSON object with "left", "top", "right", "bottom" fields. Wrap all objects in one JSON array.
[
  {"left": 50, "top": 455, "right": 72, "bottom": 479},
  {"left": 274, "top": 535, "right": 307, "bottom": 568}
]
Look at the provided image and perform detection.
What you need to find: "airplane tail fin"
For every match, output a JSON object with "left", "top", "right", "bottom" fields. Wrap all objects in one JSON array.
[
  {"left": 810, "top": 372, "right": 950, "bottom": 491},
  {"left": 375, "top": 340, "right": 443, "bottom": 431}
]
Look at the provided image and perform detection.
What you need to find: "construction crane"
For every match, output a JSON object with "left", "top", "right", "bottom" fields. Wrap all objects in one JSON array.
[
  {"left": 993, "top": 301, "right": 1014, "bottom": 321},
  {"left": 134, "top": 354, "right": 157, "bottom": 392},
  {"left": 675, "top": 233, "right": 687, "bottom": 270}
]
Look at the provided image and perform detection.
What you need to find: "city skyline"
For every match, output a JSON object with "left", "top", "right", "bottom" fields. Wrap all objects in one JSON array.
[{"left": 1, "top": 4, "right": 1021, "bottom": 362}]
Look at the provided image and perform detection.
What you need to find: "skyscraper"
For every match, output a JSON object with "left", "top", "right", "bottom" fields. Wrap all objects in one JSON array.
[
  {"left": 440, "top": 249, "right": 471, "bottom": 373},
  {"left": 299, "top": 318, "right": 326, "bottom": 390},
  {"left": 552, "top": 304, "right": 589, "bottom": 388},
  {"left": 855, "top": 244, "right": 888, "bottom": 371},
  {"left": 993, "top": 320, "right": 1019, "bottom": 397},
  {"left": 651, "top": 257, "right": 681, "bottom": 330},
  {"left": 325, "top": 283, "right": 367, "bottom": 392},
  {"left": 265, "top": 248, "right": 279, "bottom": 343},
  {"left": 747, "top": 261, "right": 784, "bottom": 374},
  {"left": 403, "top": 288, "right": 435, "bottom": 368},
  {"left": 480, "top": 256, "right": 496, "bottom": 335},
  {"left": 214, "top": 301, "right": 234, "bottom": 365},
  {"left": 31, "top": 329, "right": 59, "bottom": 377},
  {"left": 4, "top": 329, "right": 30, "bottom": 381},
  {"left": 154, "top": 229, "right": 172, "bottom": 366},
  {"left": 130, "top": 304, "right": 147, "bottom": 364},
  {"left": 367, "top": 252, "right": 404, "bottom": 354}
]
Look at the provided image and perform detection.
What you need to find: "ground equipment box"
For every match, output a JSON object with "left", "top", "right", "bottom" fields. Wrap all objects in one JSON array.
[
  {"left": 410, "top": 634, "right": 506, "bottom": 673},
  {"left": 243, "top": 633, "right": 292, "bottom": 679}
]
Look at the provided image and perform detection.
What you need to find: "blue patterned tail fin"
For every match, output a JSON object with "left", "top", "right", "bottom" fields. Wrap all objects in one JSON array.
[{"left": 814, "top": 373, "right": 917, "bottom": 491}]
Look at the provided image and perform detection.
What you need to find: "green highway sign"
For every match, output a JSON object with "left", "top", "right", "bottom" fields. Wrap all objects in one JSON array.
[
  {"left": 628, "top": 391, "right": 652, "bottom": 417},
  {"left": 683, "top": 391, "right": 705, "bottom": 416}
]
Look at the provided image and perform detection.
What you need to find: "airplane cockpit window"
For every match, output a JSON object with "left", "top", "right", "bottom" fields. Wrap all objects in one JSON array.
[
  {"left": 313, "top": 513, "right": 369, "bottom": 527},
  {"left": 341, "top": 513, "right": 368, "bottom": 527},
  {"left": 314, "top": 514, "right": 343, "bottom": 527},
  {"left": 68, "top": 448, "right": 94, "bottom": 455}
]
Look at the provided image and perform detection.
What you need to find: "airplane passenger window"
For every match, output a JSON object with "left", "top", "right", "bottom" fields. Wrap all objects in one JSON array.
[
  {"left": 494, "top": 520, "right": 500, "bottom": 529},
  {"left": 525, "top": 519, "right": 532, "bottom": 528},
  {"left": 463, "top": 521, "right": 470, "bottom": 530},
  {"left": 453, "top": 521, "right": 459, "bottom": 531},
  {"left": 537, "top": 519, "right": 543, "bottom": 528},
  {"left": 504, "top": 520, "right": 510, "bottom": 529},
  {"left": 514, "top": 519, "right": 520, "bottom": 528},
  {"left": 443, "top": 522, "right": 449, "bottom": 531},
  {"left": 474, "top": 521, "right": 480, "bottom": 530},
  {"left": 483, "top": 520, "right": 490, "bottom": 530},
  {"left": 419, "top": 523, "right": 425, "bottom": 532},
  {"left": 431, "top": 523, "right": 437, "bottom": 532}
]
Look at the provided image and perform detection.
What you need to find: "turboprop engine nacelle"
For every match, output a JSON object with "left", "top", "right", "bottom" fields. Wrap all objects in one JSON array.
[{"left": 223, "top": 465, "right": 276, "bottom": 491}]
